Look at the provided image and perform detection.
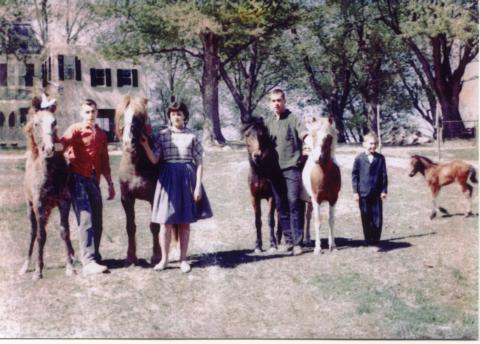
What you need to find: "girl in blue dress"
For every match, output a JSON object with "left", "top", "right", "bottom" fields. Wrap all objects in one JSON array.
[{"left": 141, "top": 102, "right": 212, "bottom": 273}]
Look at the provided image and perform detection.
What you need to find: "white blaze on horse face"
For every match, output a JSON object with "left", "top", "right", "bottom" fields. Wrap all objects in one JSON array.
[
  {"left": 122, "top": 105, "right": 135, "bottom": 145},
  {"left": 38, "top": 111, "right": 56, "bottom": 157}
]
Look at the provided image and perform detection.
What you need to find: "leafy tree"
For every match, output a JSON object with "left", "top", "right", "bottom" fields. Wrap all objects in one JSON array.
[
  {"left": 378, "top": 0, "right": 479, "bottom": 138},
  {"left": 96, "top": 0, "right": 299, "bottom": 143}
]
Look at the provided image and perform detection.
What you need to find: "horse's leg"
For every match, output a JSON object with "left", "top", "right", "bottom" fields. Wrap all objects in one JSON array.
[
  {"left": 312, "top": 201, "right": 322, "bottom": 255},
  {"left": 430, "top": 186, "right": 442, "bottom": 219},
  {"left": 122, "top": 196, "right": 138, "bottom": 265},
  {"left": 461, "top": 182, "right": 474, "bottom": 217},
  {"left": 150, "top": 222, "right": 161, "bottom": 265},
  {"left": 328, "top": 205, "right": 336, "bottom": 251},
  {"left": 253, "top": 196, "right": 262, "bottom": 253},
  {"left": 267, "top": 197, "right": 277, "bottom": 251},
  {"left": 33, "top": 208, "right": 49, "bottom": 280},
  {"left": 19, "top": 202, "right": 37, "bottom": 275},
  {"left": 57, "top": 200, "right": 76, "bottom": 276},
  {"left": 304, "top": 201, "right": 313, "bottom": 245}
]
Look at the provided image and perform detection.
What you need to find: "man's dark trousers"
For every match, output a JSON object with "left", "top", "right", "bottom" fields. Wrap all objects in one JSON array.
[
  {"left": 270, "top": 167, "right": 304, "bottom": 246},
  {"left": 359, "top": 195, "right": 382, "bottom": 245}
]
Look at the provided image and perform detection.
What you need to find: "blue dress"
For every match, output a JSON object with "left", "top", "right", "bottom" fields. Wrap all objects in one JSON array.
[{"left": 150, "top": 127, "right": 213, "bottom": 224}]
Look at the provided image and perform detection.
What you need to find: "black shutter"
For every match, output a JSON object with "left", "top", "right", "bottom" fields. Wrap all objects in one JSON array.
[
  {"left": 48, "top": 57, "right": 51, "bottom": 80},
  {"left": 75, "top": 57, "right": 82, "bottom": 81},
  {"left": 25, "top": 64, "right": 34, "bottom": 86},
  {"left": 105, "top": 69, "right": 111, "bottom": 87},
  {"left": 0, "top": 64, "right": 6, "bottom": 86},
  {"left": 41, "top": 62, "right": 47, "bottom": 87},
  {"left": 117, "top": 69, "right": 123, "bottom": 87},
  {"left": 90, "top": 68, "right": 96, "bottom": 87},
  {"left": 132, "top": 69, "right": 138, "bottom": 87},
  {"left": 0, "top": 112, "right": 4, "bottom": 127},
  {"left": 8, "top": 112, "right": 15, "bottom": 127},
  {"left": 58, "top": 55, "right": 64, "bottom": 80}
]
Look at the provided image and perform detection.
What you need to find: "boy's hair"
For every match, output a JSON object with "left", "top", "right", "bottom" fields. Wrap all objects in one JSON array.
[
  {"left": 82, "top": 99, "right": 98, "bottom": 109},
  {"left": 167, "top": 101, "right": 189, "bottom": 123},
  {"left": 270, "top": 88, "right": 286, "bottom": 100},
  {"left": 363, "top": 132, "right": 379, "bottom": 143}
]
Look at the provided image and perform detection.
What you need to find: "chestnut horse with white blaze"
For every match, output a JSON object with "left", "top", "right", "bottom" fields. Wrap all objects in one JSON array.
[
  {"left": 115, "top": 96, "right": 162, "bottom": 265},
  {"left": 302, "top": 116, "right": 341, "bottom": 254},
  {"left": 19, "top": 106, "right": 75, "bottom": 279},
  {"left": 409, "top": 155, "right": 477, "bottom": 219}
]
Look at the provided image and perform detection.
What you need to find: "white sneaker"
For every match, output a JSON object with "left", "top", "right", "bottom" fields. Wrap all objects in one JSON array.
[
  {"left": 82, "top": 261, "right": 107, "bottom": 276},
  {"left": 292, "top": 245, "right": 303, "bottom": 256},
  {"left": 154, "top": 261, "right": 168, "bottom": 271},
  {"left": 180, "top": 261, "right": 191, "bottom": 273}
]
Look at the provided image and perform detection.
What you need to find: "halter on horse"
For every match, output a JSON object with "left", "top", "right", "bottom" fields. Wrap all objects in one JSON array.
[
  {"left": 242, "top": 117, "right": 282, "bottom": 253},
  {"left": 19, "top": 106, "right": 75, "bottom": 279},
  {"left": 115, "top": 95, "right": 162, "bottom": 265},
  {"left": 409, "top": 155, "right": 477, "bottom": 219},
  {"left": 302, "top": 116, "right": 341, "bottom": 254}
]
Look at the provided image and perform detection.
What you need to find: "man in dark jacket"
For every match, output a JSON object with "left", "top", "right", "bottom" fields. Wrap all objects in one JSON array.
[{"left": 351, "top": 132, "right": 388, "bottom": 246}]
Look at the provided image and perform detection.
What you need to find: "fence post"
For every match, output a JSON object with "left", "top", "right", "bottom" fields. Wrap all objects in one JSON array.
[{"left": 377, "top": 104, "right": 382, "bottom": 153}]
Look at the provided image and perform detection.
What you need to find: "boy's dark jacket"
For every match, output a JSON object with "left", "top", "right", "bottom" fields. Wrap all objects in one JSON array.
[{"left": 351, "top": 152, "right": 388, "bottom": 197}]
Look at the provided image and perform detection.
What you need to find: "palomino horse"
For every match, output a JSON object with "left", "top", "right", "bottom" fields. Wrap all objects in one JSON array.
[
  {"left": 243, "top": 117, "right": 281, "bottom": 253},
  {"left": 115, "top": 96, "right": 162, "bottom": 265},
  {"left": 19, "top": 106, "right": 75, "bottom": 279},
  {"left": 409, "top": 155, "right": 477, "bottom": 219},
  {"left": 302, "top": 116, "right": 341, "bottom": 254}
]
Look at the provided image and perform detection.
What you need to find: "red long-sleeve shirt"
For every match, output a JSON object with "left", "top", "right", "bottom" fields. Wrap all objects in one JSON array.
[{"left": 61, "top": 122, "right": 111, "bottom": 181}]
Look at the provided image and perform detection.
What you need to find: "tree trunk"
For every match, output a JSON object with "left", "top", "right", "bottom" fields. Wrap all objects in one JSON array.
[
  {"left": 200, "top": 31, "right": 226, "bottom": 144},
  {"left": 439, "top": 96, "right": 465, "bottom": 139}
]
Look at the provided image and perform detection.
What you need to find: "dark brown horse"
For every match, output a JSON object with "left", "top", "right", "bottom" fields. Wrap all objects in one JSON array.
[
  {"left": 242, "top": 117, "right": 281, "bottom": 253},
  {"left": 19, "top": 106, "right": 75, "bottom": 279},
  {"left": 409, "top": 155, "right": 477, "bottom": 219},
  {"left": 115, "top": 96, "right": 162, "bottom": 265},
  {"left": 302, "top": 117, "right": 341, "bottom": 254}
]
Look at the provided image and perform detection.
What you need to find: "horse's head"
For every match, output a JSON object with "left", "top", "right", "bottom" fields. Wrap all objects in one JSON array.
[
  {"left": 25, "top": 110, "right": 58, "bottom": 159},
  {"left": 409, "top": 155, "right": 430, "bottom": 177},
  {"left": 115, "top": 96, "right": 149, "bottom": 151},
  {"left": 310, "top": 116, "right": 337, "bottom": 165},
  {"left": 242, "top": 117, "right": 271, "bottom": 165}
]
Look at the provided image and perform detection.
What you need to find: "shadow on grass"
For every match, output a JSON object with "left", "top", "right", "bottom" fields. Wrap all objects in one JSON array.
[
  {"left": 102, "top": 258, "right": 152, "bottom": 270},
  {"left": 440, "top": 212, "right": 479, "bottom": 218},
  {"left": 189, "top": 249, "right": 289, "bottom": 269}
]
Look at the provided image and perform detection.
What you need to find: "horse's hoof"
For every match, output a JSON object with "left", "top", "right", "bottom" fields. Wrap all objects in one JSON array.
[
  {"left": 439, "top": 207, "right": 448, "bottom": 214},
  {"left": 314, "top": 248, "right": 321, "bottom": 255},
  {"left": 150, "top": 256, "right": 162, "bottom": 265},
  {"left": 430, "top": 212, "right": 437, "bottom": 220},
  {"left": 329, "top": 246, "right": 336, "bottom": 252},
  {"left": 65, "top": 266, "right": 76, "bottom": 276},
  {"left": 465, "top": 212, "right": 474, "bottom": 218},
  {"left": 32, "top": 272, "right": 42, "bottom": 280},
  {"left": 254, "top": 248, "right": 262, "bottom": 254},
  {"left": 18, "top": 261, "right": 30, "bottom": 275}
]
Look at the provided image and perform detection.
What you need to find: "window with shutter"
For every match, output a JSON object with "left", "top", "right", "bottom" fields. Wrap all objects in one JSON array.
[
  {"left": 0, "top": 112, "right": 4, "bottom": 127},
  {"left": 64, "top": 55, "right": 75, "bottom": 80},
  {"left": 90, "top": 68, "right": 96, "bottom": 86},
  {"left": 58, "top": 55, "right": 64, "bottom": 80},
  {"left": 25, "top": 64, "right": 34, "bottom": 87},
  {"left": 41, "top": 63, "right": 47, "bottom": 87},
  {"left": 117, "top": 69, "right": 123, "bottom": 87},
  {"left": 48, "top": 57, "right": 51, "bottom": 81},
  {"left": 19, "top": 108, "right": 28, "bottom": 124}
]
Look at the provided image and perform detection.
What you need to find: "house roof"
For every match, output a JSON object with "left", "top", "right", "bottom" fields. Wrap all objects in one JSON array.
[{"left": 0, "top": 22, "right": 42, "bottom": 55}]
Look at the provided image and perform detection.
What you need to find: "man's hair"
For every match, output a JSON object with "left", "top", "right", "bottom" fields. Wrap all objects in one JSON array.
[
  {"left": 270, "top": 88, "right": 285, "bottom": 100},
  {"left": 363, "top": 132, "right": 379, "bottom": 143},
  {"left": 82, "top": 99, "right": 98, "bottom": 109}
]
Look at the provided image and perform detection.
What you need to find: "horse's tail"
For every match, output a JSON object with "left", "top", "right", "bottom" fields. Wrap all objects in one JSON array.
[{"left": 468, "top": 166, "right": 478, "bottom": 185}]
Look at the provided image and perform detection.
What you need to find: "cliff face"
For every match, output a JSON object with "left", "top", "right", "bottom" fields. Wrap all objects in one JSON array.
[{"left": 459, "top": 60, "right": 478, "bottom": 126}]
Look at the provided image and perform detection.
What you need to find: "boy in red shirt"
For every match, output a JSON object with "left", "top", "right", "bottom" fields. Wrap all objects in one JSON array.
[{"left": 61, "top": 99, "right": 115, "bottom": 275}]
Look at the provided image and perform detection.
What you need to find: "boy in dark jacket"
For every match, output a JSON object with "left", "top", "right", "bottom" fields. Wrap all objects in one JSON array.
[{"left": 351, "top": 132, "right": 388, "bottom": 246}]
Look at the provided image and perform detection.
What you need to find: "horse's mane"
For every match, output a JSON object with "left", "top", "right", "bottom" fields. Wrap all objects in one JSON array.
[
  {"left": 412, "top": 154, "right": 437, "bottom": 166},
  {"left": 310, "top": 117, "right": 337, "bottom": 156},
  {"left": 115, "top": 95, "right": 149, "bottom": 140}
]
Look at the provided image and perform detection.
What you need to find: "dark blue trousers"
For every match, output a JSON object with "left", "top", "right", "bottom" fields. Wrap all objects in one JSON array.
[
  {"left": 359, "top": 196, "right": 383, "bottom": 244},
  {"left": 270, "top": 167, "right": 305, "bottom": 246}
]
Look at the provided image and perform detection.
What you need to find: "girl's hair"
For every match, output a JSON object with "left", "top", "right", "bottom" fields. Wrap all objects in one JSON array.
[{"left": 167, "top": 101, "right": 189, "bottom": 123}]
